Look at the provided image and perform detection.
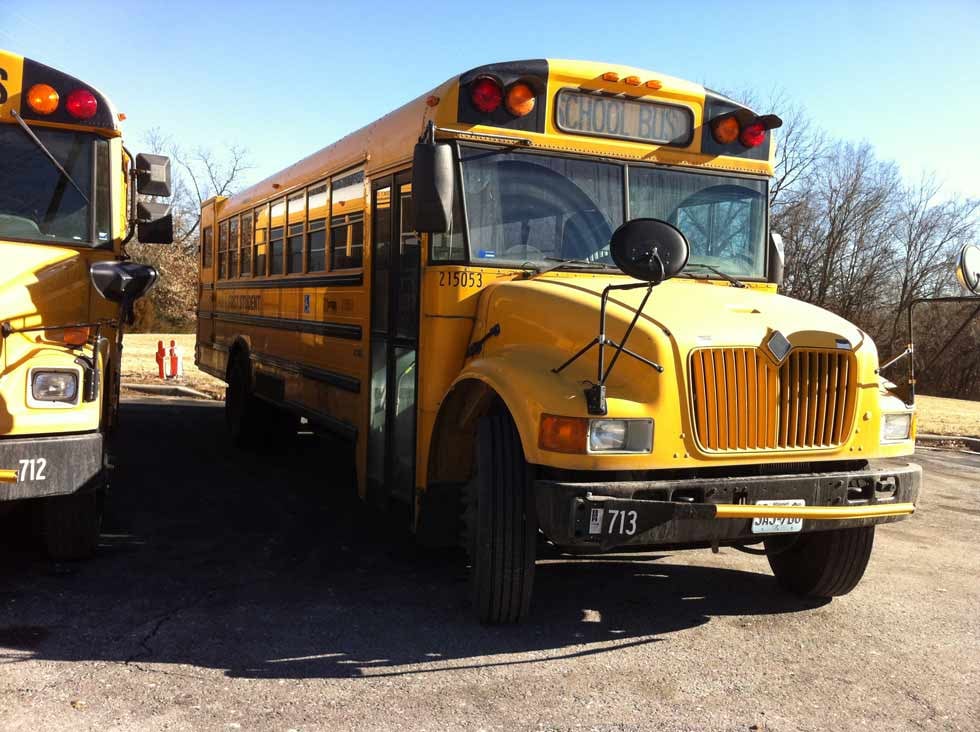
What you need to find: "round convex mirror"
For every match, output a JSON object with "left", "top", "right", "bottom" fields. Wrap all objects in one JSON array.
[
  {"left": 609, "top": 218, "right": 690, "bottom": 283},
  {"left": 956, "top": 244, "right": 980, "bottom": 294}
]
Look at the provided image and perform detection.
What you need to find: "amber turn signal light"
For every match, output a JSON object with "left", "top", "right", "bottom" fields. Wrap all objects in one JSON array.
[
  {"left": 27, "top": 83, "right": 59, "bottom": 115},
  {"left": 539, "top": 414, "right": 588, "bottom": 454},
  {"left": 505, "top": 82, "right": 536, "bottom": 117},
  {"left": 62, "top": 327, "right": 90, "bottom": 347},
  {"left": 710, "top": 116, "right": 740, "bottom": 145}
]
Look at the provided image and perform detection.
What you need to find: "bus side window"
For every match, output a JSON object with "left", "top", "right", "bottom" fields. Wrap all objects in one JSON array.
[
  {"left": 331, "top": 167, "right": 365, "bottom": 269},
  {"left": 218, "top": 220, "right": 229, "bottom": 279},
  {"left": 202, "top": 226, "right": 214, "bottom": 268},
  {"left": 240, "top": 211, "right": 253, "bottom": 276}
]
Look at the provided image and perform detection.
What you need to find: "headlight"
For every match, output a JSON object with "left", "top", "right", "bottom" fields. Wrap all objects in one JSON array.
[
  {"left": 588, "top": 419, "right": 653, "bottom": 453},
  {"left": 881, "top": 413, "right": 912, "bottom": 442},
  {"left": 30, "top": 370, "right": 79, "bottom": 403}
]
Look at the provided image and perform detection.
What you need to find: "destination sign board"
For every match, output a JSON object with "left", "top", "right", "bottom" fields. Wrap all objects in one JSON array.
[{"left": 555, "top": 90, "right": 693, "bottom": 147}]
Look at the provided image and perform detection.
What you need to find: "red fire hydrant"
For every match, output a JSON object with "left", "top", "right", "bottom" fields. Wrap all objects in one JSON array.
[{"left": 155, "top": 340, "right": 166, "bottom": 379}]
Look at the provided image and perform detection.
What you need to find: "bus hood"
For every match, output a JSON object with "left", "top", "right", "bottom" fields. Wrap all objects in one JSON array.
[
  {"left": 484, "top": 274, "right": 870, "bottom": 365},
  {"left": 0, "top": 241, "right": 91, "bottom": 328}
]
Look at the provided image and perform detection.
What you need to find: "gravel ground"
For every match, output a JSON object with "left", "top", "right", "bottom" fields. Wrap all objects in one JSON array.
[{"left": 0, "top": 398, "right": 978, "bottom": 731}]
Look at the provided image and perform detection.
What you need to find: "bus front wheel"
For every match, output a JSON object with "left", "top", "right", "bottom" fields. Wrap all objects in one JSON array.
[
  {"left": 42, "top": 474, "right": 104, "bottom": 560},
  {"left": 464, "top": 415, "right": 537, "bottom": 624},
  {"left": 765, "top": 526, "right": 875, "bottom": 598}
]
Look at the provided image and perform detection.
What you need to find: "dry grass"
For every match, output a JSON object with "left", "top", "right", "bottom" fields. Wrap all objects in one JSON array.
[
  {"left": 121, "top": 333, "right": 225, "bottom": 399},
  {"left": 915, "top": 394, "right": 980, "bottom": 438}
]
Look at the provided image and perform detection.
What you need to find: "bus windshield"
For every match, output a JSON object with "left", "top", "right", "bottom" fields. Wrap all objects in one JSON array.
[
  {"left": 0, "top": 126, "right": 111, "bottom": 246},
  {"left": 459, "top": 145, "right": 767, "bottom": 278}
]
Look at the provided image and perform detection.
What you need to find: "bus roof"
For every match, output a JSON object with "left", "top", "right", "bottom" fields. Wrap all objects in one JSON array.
[{"left": 219, "top": 58, "right": 774, "bottom": 218}]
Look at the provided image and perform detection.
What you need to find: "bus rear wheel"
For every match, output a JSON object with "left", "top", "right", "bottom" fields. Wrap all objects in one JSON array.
[
  {"left": 226, "top": 353, "right": 267, "bottom": 447},
  {"left": 765, "top": 526, "right": 875, "bottom": 598},
  {"left": 42, "top": 475, "right": 104, "bottom": 561},
  {"left": 464, "top": 415, "right": 537, "bottom": 624}
]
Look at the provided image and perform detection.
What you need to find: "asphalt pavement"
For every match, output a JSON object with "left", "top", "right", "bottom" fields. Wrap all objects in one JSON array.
[{"left": 0, "top": 397, "right": 978, "bottom": 731}]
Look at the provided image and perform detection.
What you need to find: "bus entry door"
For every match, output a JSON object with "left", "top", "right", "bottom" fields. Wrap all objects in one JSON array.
[{"left": 368, "top": 173, "right": 419, "bottom": 507}]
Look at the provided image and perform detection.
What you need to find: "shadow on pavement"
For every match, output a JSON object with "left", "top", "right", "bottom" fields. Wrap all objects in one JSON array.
[{"left": 0, "top": 398, "right": 825, "bottom": 679}]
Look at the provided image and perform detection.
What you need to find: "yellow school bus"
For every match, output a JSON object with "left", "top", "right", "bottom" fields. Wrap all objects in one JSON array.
[
  {"left": 196, "top": 59, "right": 919, "bottom": 623},
  {"left": 0, "top": 49, "right": 172, "bottom": 558}
]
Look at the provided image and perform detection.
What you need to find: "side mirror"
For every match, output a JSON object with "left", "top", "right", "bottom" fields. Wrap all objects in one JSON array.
[
  {"left": 412, "top": 141, "right": 453, "bottom": 233},
  {"left": 609, "top": 218, "right": 689, "bottom": 283},
  {"left": 768, "top": 231, "right": 785, "bottom": 287},
  {"left": 956, "top": 244, "right": 980, "bottom": 294},
  {"left": 136, "top": 201, "right": 174, "bottom": 244},
  {"left": 90, "top": 261, "right": 159, "bottom": 306},
  {"left": 135, "top": 153, "right": 172, "bottom": 197}
]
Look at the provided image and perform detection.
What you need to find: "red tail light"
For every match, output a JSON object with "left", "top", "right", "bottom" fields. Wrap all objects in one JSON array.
[
  {"left": 66, "top": 89, "right": 98, "bottom": 120},
  {"left": 739, "top": 122, "right": 766, "bottom": 148},
  {"left": 471, "top": 76, "right": 503, "bottom": 113}
]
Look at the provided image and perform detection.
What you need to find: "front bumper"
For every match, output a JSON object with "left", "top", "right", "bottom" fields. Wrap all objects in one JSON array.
[
  {"left": 536, "top": 462, "right": 921, "bottom": 551},
  {"left": 0, "top": 432, "right": 103, "bottom": 502}
]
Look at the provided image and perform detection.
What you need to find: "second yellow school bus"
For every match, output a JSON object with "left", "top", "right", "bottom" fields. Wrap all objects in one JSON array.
[{"left": 196, "top": 59, "right": 920, "bottom": 623}]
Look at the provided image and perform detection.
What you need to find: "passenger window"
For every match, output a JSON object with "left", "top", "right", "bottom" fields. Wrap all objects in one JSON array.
[
  {"left": 202, "top": 226, "right": 213, "bottom": 268},
  {"left": 254, "top": 204, "right": 269, "bottom": 276},
  {"left": 287, "top": 191, "right": 306, "bottom": 274},
  {"left": 217, "top": 220, "right": 229, "bottom": 279},
  {"left": 331, "top": 167, "right": 365, "bottom": 269},
  {"left": 228, "top": 217, "right": 239, "bottom": 279},
  {"left": 269, "top": 197, "right": 286, "bottom": 275},
  {"left": 240, "top": 211, "right": 253, "bottom": 276},
  {"left": 307, "top": 182, "right": 328, "bottom": 272}
]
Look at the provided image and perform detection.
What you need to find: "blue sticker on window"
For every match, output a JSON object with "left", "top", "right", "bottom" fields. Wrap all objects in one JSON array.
[{"left": 478, "top": 249, "right": 496, "bottom": 259}]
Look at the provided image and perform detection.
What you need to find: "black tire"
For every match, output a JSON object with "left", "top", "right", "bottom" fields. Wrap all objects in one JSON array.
[
  {"left": 42, "top": 477, "right": 104, "bottom": 561},
  {"left": 226, "top": 352, "right": 275, "bottom": 447},
  {"left": 765, "top": 526, "right": 875, "bottom": 598},
  {"left": 465, "top": 415, "right": 537, "bottom": 624}
]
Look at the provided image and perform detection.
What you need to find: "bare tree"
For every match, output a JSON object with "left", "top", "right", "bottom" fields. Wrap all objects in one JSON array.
[{"left": 126, "top": 129, "right": 251, "bottom": 330}]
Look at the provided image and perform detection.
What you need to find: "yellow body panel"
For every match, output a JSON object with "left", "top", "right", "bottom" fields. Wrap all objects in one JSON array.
[{"left": 194, "top": 58, "right": 915, "bottom": 513}]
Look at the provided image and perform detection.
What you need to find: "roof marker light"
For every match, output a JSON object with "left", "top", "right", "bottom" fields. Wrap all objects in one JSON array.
[
  {"left": 711, "top": 115, "right": 741, "bottom": 145},
  {"left": 66, "top": 89, "right": 98, "bottom": 120},
  {"left": 739, "top": 121, "right": 767, "bottom": 148},
  {"left": 645, "top": 80, "right": 662, "bottom": 90},
  {"left": 601, "top": 72, "right": 620, "bottom": 82},
  {"left": 505, "top": 82, "right": 535, "bottom": 117},
  {"left": 470, "top": 76, "right": 503, "bottom": 113},
  {"left": 26, "top": 84, "right": 59, "bottom": 115},
  {"left": 624, "top": 76, "right": 641, "bottom": 86}
]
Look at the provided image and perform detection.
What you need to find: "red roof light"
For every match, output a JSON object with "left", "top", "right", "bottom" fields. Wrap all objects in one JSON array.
[
  {"left": 470, "top": 76, "right": 503, "bottom": 114},
  {"left": 739, "top": 122, "right": 766, "bottom": 148},
  {"left": 66, "top": 89, "right": 98, "bottom": 120}
]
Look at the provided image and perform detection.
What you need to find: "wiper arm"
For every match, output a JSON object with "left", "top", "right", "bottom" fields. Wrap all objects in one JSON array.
[
  {"left": 528, "top": 257, "right": 617, "bottom": 277},
  {"left": 10, "top": 110, "right": 89, "bottom": 204},
  {"left": 685, "top": 263, "right": 746, "bottom": 288}
]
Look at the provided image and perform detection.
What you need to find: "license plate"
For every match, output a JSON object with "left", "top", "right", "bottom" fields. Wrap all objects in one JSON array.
[{"left": 751, "top": 499, "right": 805, "bottom": 534}]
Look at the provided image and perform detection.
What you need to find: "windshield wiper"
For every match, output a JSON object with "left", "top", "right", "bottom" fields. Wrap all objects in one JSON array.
[
  {"left": 524, "top": 257, "right": 618, "bottom": 278},
  {"left": 684, "top": 263, "right": 746, "bottom": 288},
  {"left": 10, "top": 110, "right": 89, "bottom": 204}
]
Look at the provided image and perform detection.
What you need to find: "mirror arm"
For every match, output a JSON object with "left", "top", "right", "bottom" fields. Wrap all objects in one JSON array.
[
  {"left": 895, "top": 295, "right": 980, "bottom": 406},
  {"left": 552, "top": 280, "right": 665, "bottom": 416},
  {"left": 121, "top": 147, "right": 137, "bottom": 247}
]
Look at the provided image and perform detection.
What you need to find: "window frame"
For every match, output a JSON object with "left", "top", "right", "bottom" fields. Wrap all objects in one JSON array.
[
  {"left": 306, "top": 180, "right": 329, "bottom": 274},
  {"left": 240, "top": 210, "right": 253, "bottom": 277}
]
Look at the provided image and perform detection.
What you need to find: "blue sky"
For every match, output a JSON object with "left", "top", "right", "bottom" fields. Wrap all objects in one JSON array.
[{"left": 3, "top": 0, "right": 978, "bottom": 199}]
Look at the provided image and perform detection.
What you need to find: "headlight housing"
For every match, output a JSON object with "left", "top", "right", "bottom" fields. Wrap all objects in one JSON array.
[
  {"left": 588, "top": 419, "right": 654, "bottom": 453},
  {"left": 881, "top": 412, "right": 912, "bottom": 442},
  {"left": 29, "top": 369, "right": 80, "bottom": 406}
]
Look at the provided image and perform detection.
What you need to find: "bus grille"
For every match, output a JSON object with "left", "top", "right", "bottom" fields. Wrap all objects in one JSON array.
[{"left": 689, "top": 347, "right": 857, "bottom": 452}]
